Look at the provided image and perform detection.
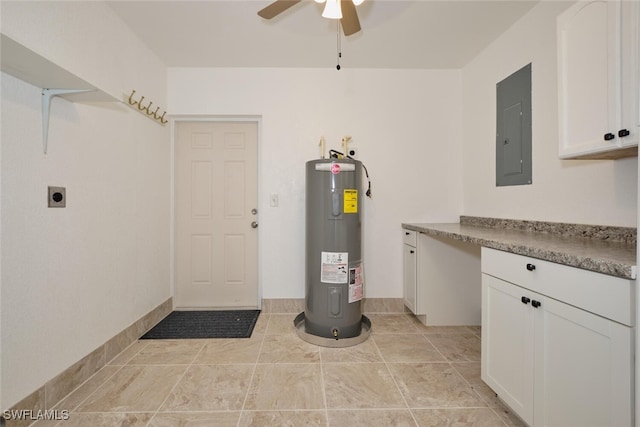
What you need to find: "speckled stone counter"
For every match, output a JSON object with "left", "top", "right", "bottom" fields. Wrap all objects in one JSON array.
[{"left": 402, "top": 217, "right": 637, "bottom": 280}]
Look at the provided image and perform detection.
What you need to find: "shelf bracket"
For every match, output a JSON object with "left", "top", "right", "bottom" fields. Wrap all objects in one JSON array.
[{"left": 41, "top": 88, "right": 94, "bottom": 154}]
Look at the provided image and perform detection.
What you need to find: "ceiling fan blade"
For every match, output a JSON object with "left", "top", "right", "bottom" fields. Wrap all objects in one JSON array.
[
  {"left": 257, "top": 0, "right": 302, "bottom": 19},
  {"left": 341, "top": 0, "right": 362, "bottom": 36}
]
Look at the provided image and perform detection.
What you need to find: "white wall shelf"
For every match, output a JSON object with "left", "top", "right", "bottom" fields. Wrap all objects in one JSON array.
[{"left": 1, "top": 33, "right": 118, "bottom": 153}]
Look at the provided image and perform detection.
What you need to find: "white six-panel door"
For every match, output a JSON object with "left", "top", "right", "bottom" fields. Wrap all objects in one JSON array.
[{"left": 175, "top": 121, "right": 258, "bottom": 309}]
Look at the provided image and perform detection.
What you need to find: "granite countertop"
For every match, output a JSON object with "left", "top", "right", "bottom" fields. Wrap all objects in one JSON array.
[{"left": 402, "top": 217, "right": 637, "bottom": 280}]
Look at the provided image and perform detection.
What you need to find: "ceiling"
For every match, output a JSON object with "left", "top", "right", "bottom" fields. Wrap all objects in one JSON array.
[{"left": 107, "top": 0, "right": 539, "bottom": 69}]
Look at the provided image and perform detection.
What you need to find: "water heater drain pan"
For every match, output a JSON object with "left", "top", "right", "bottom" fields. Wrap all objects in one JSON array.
[{"left": 293, "top": 312, "right": 371, "bottom": 348}]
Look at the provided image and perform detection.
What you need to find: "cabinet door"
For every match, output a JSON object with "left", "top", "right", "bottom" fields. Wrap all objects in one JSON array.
[
  {"left": 618, "top": 0, "right": 639, "bottom": 148},
  {"left": 481, "top": 274, "right": 534, "bottom": 425},
  {"left": 557, "top": 0, "right": 638, "bottom": 158},
  {"left": 403, "top": 243, "right": 417, "bottom": 313},
  {"left": 534, "top": 296, "right": 632, "bottom": 427}
]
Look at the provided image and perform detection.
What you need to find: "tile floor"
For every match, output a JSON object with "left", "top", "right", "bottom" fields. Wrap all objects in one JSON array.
[{"left": 34, "top": 313, "right": 526, "bottom": 427}]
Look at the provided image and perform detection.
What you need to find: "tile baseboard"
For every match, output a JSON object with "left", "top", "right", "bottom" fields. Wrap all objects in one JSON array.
[
  {"left": 4, "top": 298, "right": 172, "bottom": 426},
  {"left": 261, "top": 298, "right": 405, "bottom": 314}
]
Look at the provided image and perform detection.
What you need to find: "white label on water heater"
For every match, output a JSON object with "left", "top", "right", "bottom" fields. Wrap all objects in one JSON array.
[
  {"left": 320, "top": 252, "right": 349, "bottom": 284},
  {"left": 315, "top": 163, "right": 356, "bottom": 172},
  {"left": 348, "top": 262, "right": 364, "bottom": 303}
]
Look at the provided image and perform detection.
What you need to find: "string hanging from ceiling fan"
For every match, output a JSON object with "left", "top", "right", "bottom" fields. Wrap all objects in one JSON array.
[{"left": 336, "top": 19, "right": 342, "bottom": 70}]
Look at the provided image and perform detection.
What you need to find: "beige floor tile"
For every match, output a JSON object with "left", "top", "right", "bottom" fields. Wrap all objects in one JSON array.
[
  {"left": 160, "top": 364, "right": 253, "bottom": 411},
  {"left": 45, "top": 347, "right": 105, "bottom": 408},
  {"left": 27, "top": 419, "right": 60, "bottom": 427},
  {"left": 328, "top": 409, "right": 417, "bottom": 426},
  {"left": 388, "top": 363, "right": 485, "bottom": 408},
  {"left": 194, "top": 335, "right": 263, "bottom": 364},
  {"left": 126, "top": 340, "right": 205, "bottom": 365},
  {"left": 418, "top": 325, "right": 478, "bottom": 335},
  {"left": 450, "top": 363, "right": 526, "bottom": 426},
  {"left": 29, "top": 311, "right": 515, "bottom": 425},
  {"left": 244, "top": 364, "right": 324, "bottom": 410},
  {"left": 450, "top": 362, "right": 502, "bottom": 407},
  {"left": 367, "top": 314, "right": 420, "bottom": 334},
  {"left": 466, "top": 325, "right": 482, "bottom": 337},
  {"left": 258, "top": 334, "right": 320, "bottom": 363},
  {"left": 323, "top": 363, "right": 406, "bottom": 409},
  {"left": 238, "top": 410, "right": 326, "bottom": 426},
  {"left": 108, "top": 341, "right": 149, "bottom": 365},
  {"left": 425, "top": 333, "right": 481, "bottom": 362},
  {"left": 62, "top": 412, "right": 153, "bottom": 426},
  {"left": 53, "top": 365, "right": 121, "bottom": 411},
  {"left": 320, "top": 338, "right": 383, "bottom": 363},
  {"left": 265, "top": 314, "right": 298, "bottom": 334},
  {"left": 493, "top": 406, "right": 528, "bottom": 427},
  {"left": 374, "top": 334, "right": 446, "bottom": 363},
  {"left": 412, "top": 408, "right": 506, "bottom": 426},
  {"left": 252, "top": 313, "right": 269, "bottom": 334},
  {"left": 149, "top": 411, "right": 240, "bottom": 426},
  {"left": 76, "top": 365, "right": 186, "bottom": 412}
]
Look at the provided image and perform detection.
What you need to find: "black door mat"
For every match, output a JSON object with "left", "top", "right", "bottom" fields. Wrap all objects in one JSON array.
[{"left": 140, "top": 310, "right": 261, "bottom": 339}]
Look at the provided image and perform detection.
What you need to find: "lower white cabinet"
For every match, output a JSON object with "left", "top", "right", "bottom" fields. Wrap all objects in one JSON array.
[
  {"left": 402, "top": 231, "right": 417, "bottom": 313},
  {"left": 402, "top": 228, "right": 481, "bottom": 325},
  {"left": 481, "top": 248, "right": 633, "bottom": 426}
]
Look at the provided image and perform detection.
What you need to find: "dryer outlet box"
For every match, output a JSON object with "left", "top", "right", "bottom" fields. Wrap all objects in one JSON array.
[{"left": 48, "top": 186, "right": 66, "bottom": 208}]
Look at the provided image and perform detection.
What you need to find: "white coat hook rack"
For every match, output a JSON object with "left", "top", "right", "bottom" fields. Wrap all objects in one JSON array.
[{"left": 42, "top": 88, "right": 94, "bottom": 154}]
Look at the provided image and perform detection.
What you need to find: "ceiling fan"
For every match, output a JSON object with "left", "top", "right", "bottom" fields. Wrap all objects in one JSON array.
[{"left": 258, "top": 0, "right": 364, "bottom": 36}]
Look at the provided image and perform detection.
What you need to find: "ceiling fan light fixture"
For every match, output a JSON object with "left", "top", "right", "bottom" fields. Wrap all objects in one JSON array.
[
  {"left": 322, "top": 0, "right": 342, "bottom": 19},
  {"left": 352, "top": 0, "right": 365, "bottom": 5}
]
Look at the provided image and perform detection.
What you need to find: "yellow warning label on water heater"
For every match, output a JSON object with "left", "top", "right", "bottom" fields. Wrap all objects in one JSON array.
[{"left": 344, "top": 189, "right": 358, "bottom": 213}]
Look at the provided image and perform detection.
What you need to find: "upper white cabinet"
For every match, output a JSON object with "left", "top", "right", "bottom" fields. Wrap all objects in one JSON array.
[{"left": 557, "top": 0, "right": 639, "bottom": 159}]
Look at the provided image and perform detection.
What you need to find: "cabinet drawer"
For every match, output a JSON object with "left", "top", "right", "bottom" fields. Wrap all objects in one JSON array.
[
  {"left": 402, "top": 229, "right": 417, "bottom": 246},
  {"left": 481, "top": 248, "right": 634, "bottom": 326}
]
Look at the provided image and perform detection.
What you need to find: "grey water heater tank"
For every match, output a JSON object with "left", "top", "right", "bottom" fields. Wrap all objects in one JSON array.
[{"left": 295, "top": 158, "right": 370, "bottom": 347}]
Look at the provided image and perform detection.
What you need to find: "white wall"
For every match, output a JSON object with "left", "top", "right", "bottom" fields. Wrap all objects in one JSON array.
[
  {"left": 168, "top": 67, "right": 463, "bottom": 299},
  {"left": 461, "top": 1, "right": 638, "bottom": 227},
  {"left": 1, "top": 2, "right": 170, "bottom": 409}
]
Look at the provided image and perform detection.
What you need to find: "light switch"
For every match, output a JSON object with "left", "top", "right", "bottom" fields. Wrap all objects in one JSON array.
[{"left": 270, "top": 194, "right": 279, "bottom": 207}]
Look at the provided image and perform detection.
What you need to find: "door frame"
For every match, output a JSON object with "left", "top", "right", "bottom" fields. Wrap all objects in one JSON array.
[{"left": 170, "top": 115, "right": 263, "bottom": 310}]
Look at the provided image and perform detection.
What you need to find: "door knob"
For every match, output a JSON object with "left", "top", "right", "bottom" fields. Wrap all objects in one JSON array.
[
  {"left": 251, "top": 221, "right": 258, "bottom": 229},
  {"left": 251, "top": 208, "right": 258, "bottom": 215}
]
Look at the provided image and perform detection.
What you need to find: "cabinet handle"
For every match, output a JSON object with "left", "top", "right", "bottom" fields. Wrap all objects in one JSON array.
[
  {"left": 410, "top": 250, "right": 415, "bottom": 254},
  {"left": 619, "top": 129, "right": 630, "bottom": 138},
  {"left": 604, "top": 133, "right": 615, "bottom": 141},
  {"left": 405, "top": 232, "right": 410, "bottom": 236},
  {"left": 531, "top": 300, "right": 541, "bottom": 308},
  {"left": 521, "top": 296, "right": 531, "bottom": 305},
  {"left": 526, "top": 263, "right": 536, "bottom": 271}
]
